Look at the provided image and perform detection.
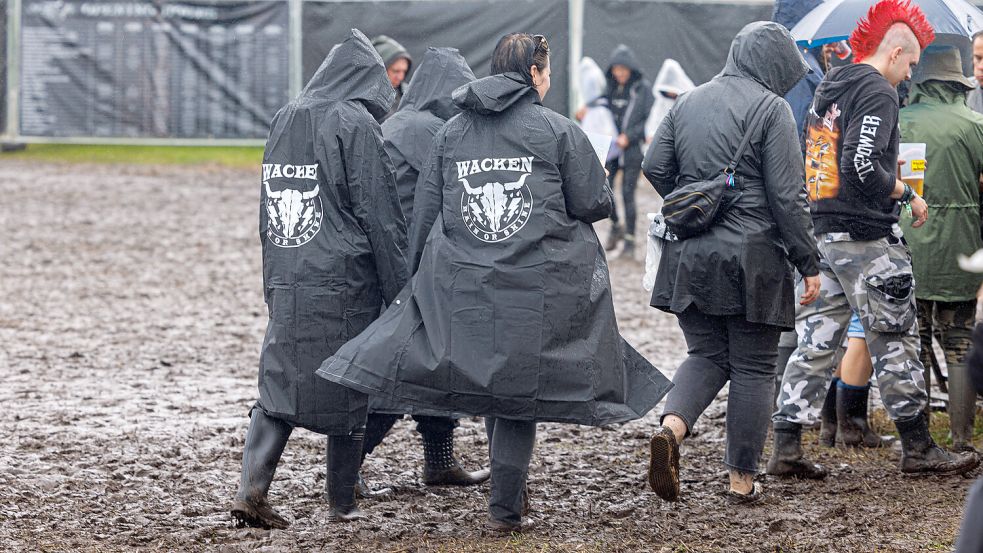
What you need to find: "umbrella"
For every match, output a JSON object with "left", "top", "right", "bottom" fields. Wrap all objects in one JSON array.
[{"left": 790, "top": 0, "right": 983, "bottom": 46}]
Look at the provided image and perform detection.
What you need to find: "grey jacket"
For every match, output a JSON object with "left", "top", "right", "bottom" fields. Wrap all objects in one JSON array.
[
  {"left": 969, "top": 86, "right": 983, "bottom": 114},
  {"left": 643, "top": 21, "right": 819, "bottom": 329}
]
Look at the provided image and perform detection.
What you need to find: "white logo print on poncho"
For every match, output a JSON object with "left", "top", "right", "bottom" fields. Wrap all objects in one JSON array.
[
  {"left": 457, "top": 156, "right": 534, "bottom": 243},
  {"left": 263, "top": 163, "right": 323, "bottom": 248}
]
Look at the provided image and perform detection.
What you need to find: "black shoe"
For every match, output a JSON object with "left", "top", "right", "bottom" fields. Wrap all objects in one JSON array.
[
  {"left": 896, "top": 413, "right": 980, "bottom": 476},
  {"left": 725, "top": 483, "right": 765, "bottom": 505},
  {"left": 604, "top": 224, "right": 624, "bottom": 251},
  {"left": 231, "top": 497, "right": 290, "bottom": 530},
  {"left": 326, "top": 434, "right": 367, "bottom": 522},
  {"left": 422, "top": 432, "right": 490, "bottom": 487},
  {"left": 231, "top": 409, "right": 293, "bottom": 529},
  {"left": 648, "top": 426, "right": 681, "bottom": 501},
  {"left": 837, "top": 384, "right": 893, "bottom": 448},
  {"left": 819, "top": 379, "right": 838, "bottom": 447},
  {"left": 766, "top": 423, "right": 828, "bottom": 479},
  {"left": 355, "top": 473, "right": 394, "bottom": 499}
]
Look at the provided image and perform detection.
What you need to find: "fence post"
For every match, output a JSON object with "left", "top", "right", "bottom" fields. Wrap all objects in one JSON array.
[
  {"left": 567, "top": 0, "right": 584, "bottom": 118},
  {"left": 288, "top": 0, "right": 303, "bottom": 99},
  {"left": 3, "top": 0, "right": 22, "bottom": 144}
]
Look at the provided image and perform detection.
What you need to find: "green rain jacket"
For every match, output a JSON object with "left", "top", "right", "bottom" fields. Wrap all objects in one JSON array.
[{"left": 900, "top": 81, "right": 983, "bottom": 302}]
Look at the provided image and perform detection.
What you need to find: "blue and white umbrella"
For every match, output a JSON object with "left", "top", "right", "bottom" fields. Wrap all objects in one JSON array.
[{"left": 790, "top": 0, "right": 983, "bottom": 46}]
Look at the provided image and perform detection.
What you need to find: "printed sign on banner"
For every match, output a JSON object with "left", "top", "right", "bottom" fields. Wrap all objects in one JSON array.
[{"left": 19, "top": 0, "right": 289, "bottom": 138}]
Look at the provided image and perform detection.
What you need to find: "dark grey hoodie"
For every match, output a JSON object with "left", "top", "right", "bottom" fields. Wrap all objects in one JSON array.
[{"left": 605, "top": 45, "right": 655, "bottom": 149}]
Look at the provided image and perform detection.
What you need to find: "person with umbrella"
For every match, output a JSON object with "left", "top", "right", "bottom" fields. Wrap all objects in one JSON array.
[
  {"left": 316, "top": 32, "right": 671, "bottom": 531},
  {"left": 969, "top": 31, "right": 983, "bottom": 113},
  {"left": 768, "top": 0, "right": 979, "bottom": 479}
]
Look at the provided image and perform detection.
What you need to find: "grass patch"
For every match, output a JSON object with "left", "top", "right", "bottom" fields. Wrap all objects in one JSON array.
[{"left": 1, "top": 144, "right": 263, "bottom": 169}]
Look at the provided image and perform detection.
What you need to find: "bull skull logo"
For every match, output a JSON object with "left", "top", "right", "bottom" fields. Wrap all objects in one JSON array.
[
  {"left": 265, "top": 181, "right": 323, "bottom": 248},
  {"left": 459, "top": 172, "right": 533, "bottom": 243}
]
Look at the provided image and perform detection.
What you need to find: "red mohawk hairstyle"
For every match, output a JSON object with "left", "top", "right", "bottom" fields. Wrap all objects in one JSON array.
[{"left": 849, "top": 0, "right": 935, "bottom": 62}]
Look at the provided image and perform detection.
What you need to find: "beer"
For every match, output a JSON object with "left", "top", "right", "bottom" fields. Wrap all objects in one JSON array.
[{"left": 903, "top": 176, "right": 924, "bottom": 197}]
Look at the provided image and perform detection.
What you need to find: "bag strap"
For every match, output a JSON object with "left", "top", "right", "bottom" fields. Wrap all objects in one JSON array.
[{"left": 724, "top": 94, "right": 778, "bottom": 176}]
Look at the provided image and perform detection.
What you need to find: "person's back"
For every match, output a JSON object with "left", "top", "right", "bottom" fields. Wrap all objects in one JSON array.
[
  {"left": 900, "top": 75, "right": 983, "bottom": 300},
  {"left": 382, "top": 47, "right": 474, "bottom": 222},
  {"left": 644, "top": 21, "right": 818, "bottom": 328}
]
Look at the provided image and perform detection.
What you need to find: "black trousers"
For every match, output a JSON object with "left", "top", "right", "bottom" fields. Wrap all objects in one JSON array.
[
  {"left": 362, "top": 413, "right": 459, "bottom": 457},
  {"left": 663, "top": 307, "right": 782, "bottom": 473},
  {"left": 605, "top": 146, "right": 643, "bottom": 237},
  {"left": 485, "top": 417, "right": 536, "bottom": 524}
]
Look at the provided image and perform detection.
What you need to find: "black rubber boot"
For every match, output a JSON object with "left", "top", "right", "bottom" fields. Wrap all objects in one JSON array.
[
  {"left": 819, "top": 378, "right": 839, "bottom": 447},
  {"left": 354, "top": 414, "right": 399, "bottom": 499},
  {"left": 604, "top": 223, "right": 624, "bottom": 252},
  {"left": 837, "top": 383, "right": 892, "bottom": 448},
  {"left": 947, "top": 363, "right": 978, "bottom": 452},
  {"left": 422, "top": 432, "right": 490, "bottom": 486},
  {"left": 765, "top": 423, "right": 828, "bottom": 479},
  {"left": 326, "top": 433, "right": 367, "bottom": 522},
  {"left": 231, "top": 409, "right": 293, "bottom": 530},
  {"left": 896, "top": 413, "right": 980, "bottom": 476}
]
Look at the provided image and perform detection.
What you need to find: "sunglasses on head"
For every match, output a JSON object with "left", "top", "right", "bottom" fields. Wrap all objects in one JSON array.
[{"left": 532, "top": 34, "right": 549, "bottom": 55}]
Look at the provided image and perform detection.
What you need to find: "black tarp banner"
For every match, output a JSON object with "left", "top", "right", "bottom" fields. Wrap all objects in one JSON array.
[
  {"left": 583, "top": 0, "right": 773, "bottom": 88},
  {"left": 301, "top": 0, "right": 571, "bottom": 116},
  {"left": 19, "top": 0, "right": 289, "bottom": 138}
]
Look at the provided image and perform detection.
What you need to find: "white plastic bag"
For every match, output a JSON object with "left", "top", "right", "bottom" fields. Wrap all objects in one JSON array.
[{"left": 643, "top": 212, "right": 677, "bottom": 291}]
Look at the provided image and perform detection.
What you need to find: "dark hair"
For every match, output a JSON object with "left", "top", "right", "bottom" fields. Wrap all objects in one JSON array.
[{"left": 490, "top": 33, "right": 550, "bottom": 86}]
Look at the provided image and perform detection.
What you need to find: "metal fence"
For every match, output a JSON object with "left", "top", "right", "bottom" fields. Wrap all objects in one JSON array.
[{"left": 3, "top": 0, "right": 783, "bottom": 146}]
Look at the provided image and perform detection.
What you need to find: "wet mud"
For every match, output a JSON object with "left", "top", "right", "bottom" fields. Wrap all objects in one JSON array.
[{"left": 0, "top": 161, "right": 976, "bottom": 552}]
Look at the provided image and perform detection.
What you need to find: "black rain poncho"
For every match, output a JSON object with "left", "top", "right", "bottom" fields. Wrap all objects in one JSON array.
[
  {"left": 642, "top": 22, "right": 819, "bottom": 329},
  {"left": 382, "top": 47, "right": 476, "bottom": 222},
  {"left": 255, "top": 29, "right": 409, "bottom": 434},
  {"left": 317, "top": 72, "right": 671, "bottom": 426}
]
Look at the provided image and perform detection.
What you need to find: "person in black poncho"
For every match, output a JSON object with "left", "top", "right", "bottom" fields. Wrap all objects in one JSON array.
[
  {"left": 230, "top": 29, "right": 408, "bottom": 528},
  {"left": 316, "top": 33, "right": 671, "bottom": 531},
  {"left": 358, "top": 46, "right": 490, "bottom": 498}
]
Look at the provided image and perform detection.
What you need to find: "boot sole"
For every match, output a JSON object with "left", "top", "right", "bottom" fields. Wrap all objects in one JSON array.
[
  {"left": 648, "top": 432, "right": 680, "bottom": 501},
  {"left": 902, "top": 458, "right": 981, "bottom": 477}
]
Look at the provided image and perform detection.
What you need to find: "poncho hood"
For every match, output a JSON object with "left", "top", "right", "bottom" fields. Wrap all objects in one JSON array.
[
  {"left": 303, "top": 29, "right": 396, "bottom": 122},
  {"left": 452, "top": 72, "right": 540, "bottom": 115},
  {"left": 399, "top": 47, "right": 475, "bottom": 120},
  {"left": 721, "top": 21, "right": 810, "bottom": 97}
]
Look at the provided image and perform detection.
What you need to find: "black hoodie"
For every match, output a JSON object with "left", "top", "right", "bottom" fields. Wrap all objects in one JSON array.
[
  {"left": 804, "top": 63, "right": 901, "bottom": 239},
  {"left": 605, "top": 45, "right": 655, "bottom": 149}
]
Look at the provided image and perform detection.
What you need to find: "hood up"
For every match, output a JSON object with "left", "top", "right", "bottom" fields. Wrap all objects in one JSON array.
[
  {"left": 371, "top": 34, "right": 413, "bottom": 71},
  {"left": 452, "top": 72, "right": 540, "bottom": 116},
  {"left": 645, "top": 59, "right": 695, "bottom": 141},
  {"left": 580, "top": 57, "right": 608, "bottom": 105},
  {"left": 606, "top": 44, "right": 644, "bottom": 85},
  {"left": 302, "top": 29, "right": 395, "bottom": 122},
  {"left": 720, "top": 21, "right": 810, "bottom": 97},
  {"left": 398, "top": 47, "right": 475, "bottom": 121}
]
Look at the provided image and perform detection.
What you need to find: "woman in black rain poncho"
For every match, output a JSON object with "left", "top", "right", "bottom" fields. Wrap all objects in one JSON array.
[{"left": 317, "top": 33, "right": 671, "bottom": 531}]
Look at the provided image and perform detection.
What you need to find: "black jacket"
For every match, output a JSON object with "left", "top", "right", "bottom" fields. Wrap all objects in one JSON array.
[
  {"left": 256, "top": 29, "right": 409, "bottom": 433},
  {"left": 643, "top": 21, "right": 820, "bottom": 329},
  {"left": 605, "top": 45, "right": 655, "bottom": 153},
  {"left": 804, "top": 64, "right": 901, "bottom": 239},
  {"left": 382, "top": 47, "right": 475, "bottom": 223},
  {"left": 317, "top": 72, "right": 671, "bottom": 425}
]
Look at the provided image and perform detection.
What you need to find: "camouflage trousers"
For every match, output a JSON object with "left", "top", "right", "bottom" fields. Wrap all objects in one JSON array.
[{"left": 774, "top": 228, "right": 928, "bottom": 425}]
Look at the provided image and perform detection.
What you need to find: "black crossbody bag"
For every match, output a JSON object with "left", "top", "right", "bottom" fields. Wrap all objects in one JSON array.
[{"left": 660, "top": 96, "right": 775, "bottom": 240}]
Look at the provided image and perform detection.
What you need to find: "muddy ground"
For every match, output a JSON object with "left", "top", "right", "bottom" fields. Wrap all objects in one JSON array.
[{"left": 1, "top": 160, "right": 978, "bottom": 552}]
